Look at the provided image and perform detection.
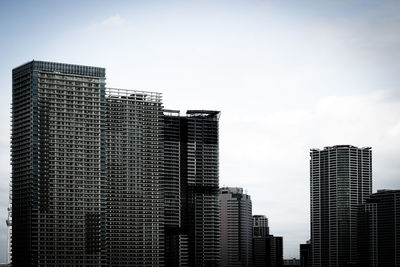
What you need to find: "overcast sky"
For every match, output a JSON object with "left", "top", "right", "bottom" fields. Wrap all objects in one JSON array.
[{"left": 0, "top": 0, "right": 399, "bottom": 261}]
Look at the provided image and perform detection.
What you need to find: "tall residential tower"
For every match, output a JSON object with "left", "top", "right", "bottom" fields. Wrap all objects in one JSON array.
[
  {"left": 310, "top": 145, "right": 372, "bottom": 267},
  {"left": 12, "top": 61, "right": 107, "bottom": 266},
  {"left": 105, "top": 88, "right": 164, "bottom": 266},
  {"left": 163, "top": 110, "right": 221, "bottom": 267}
]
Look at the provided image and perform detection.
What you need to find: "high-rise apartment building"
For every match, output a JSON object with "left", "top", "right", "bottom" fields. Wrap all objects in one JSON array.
[
  {"left": 105, "top": 88, "right": 164, "bottom": 266},
  {"left": 358, "top": 189, "right": 400, "bottom": 267},
  {"left": 11, "top": 61, "right": 164, "bottom": 266},
  {"left": 12, "top": 61, "right": 107, "bottom": 266},
  {"left": 163, "top": 110, "right": 221, "bottom": 267},
  {"left": 219, "top": 187, "right": 253, "bottom": 267},
  {"left": 162, "top": 110, "right": 186, "bottom": 267},
  {"left": 310, "top": 145, "right": 372, "bottom": 267}
]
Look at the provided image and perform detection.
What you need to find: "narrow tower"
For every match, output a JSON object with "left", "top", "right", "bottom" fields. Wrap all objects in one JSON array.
[
  {"left": 219, "top": 187, "right": 253, "bottom": 267},
  {"left": 163, "top": 110, "right": 221, "bottom": 267},
  {"left": 310, "top": 145, "right": 372, "bottom": 267}
]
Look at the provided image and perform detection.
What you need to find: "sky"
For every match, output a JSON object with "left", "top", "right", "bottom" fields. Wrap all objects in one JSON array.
[{"left": 0, "top": 0, "right": 400, "bottom": 262}]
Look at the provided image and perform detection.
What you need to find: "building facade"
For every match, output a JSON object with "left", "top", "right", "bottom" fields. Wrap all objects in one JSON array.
[
  {"left": 219, "top": 187, "right": 253, "bottom": 267},
  {"left": 12, "top": 61, "right": 107, "bottom": 266},
  {"left": 253, "top": 215, "right": 283, "bottom": 267},
  {"left": 253, "top": 215, "right": 269, "bottom": 238},
  {"left": 310, "top": 145, "right": 372, "bottom": 267},
  {"left": 105, "top": 88, "right": 164, "bottom": 266},
  {"left": 283, "top": 258, "right": 300, "bottom": 266},
  {"left": 163, "top": 110, "right": 188, "bottom": 267},
  {"left": 358, "top": 190, "right": 400, "bottom": 267},
  {"left": 163, "top": 110, "right": 221, "bottom": 267},
  {"left": 11, "top": 61, "right": 164, "bottom": 266}
]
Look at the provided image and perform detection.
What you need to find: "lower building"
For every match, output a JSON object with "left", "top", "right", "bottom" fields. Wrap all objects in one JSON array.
[
  {"left": 253, "top": 236, "right": 283, "bottom": 267},
  {"left": 253, "top": 215, "right": 283, "bottom": 267},
  {"left": 283, "top": 258, "right": 300, "bottom": 266},
  {"left": 299, "top": 242, "right": 311, "bottom": 267},
  {"left": 219, "top": 187, "right": 253, "bottom": 267},
  {"left": 358, "top": 189, "right": 400, "bottom": 267}
]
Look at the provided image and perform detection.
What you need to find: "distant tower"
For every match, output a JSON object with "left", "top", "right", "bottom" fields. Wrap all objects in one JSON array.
[
  {"left": 6, "top": 183, "right": 12, "bottom": 264},
  {"left": 252, "top": 215, "right": 283, "bottom": 267},
  {"left": 253, "top": 215, "right": 269, "bottom": 237},
  {"left": 219, "top": 187, "right": 253, "bottom": 267},
  {"left": 299, "top": 241, "right": 311, "bottom": 267},
  {"left": 310, "top": 145, "right": 372, "bottom": 267}
]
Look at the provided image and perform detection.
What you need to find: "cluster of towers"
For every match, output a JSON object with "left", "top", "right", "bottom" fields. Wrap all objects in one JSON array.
[
  {"left": 306, "top": 145, "right": 399, "bottom": 267},
  {"left": 11, "top": 61, "right": 220, "bottom": 267},
  {"left": 219, "top": 188, "right": 283, "bottom": 267},
  {"left": 9, "top": 61, "right": 399, "bottom": 267}
]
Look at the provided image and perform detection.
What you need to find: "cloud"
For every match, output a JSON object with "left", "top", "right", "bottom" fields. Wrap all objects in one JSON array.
[
  {"left": 101, "top": 14, "right": 125, "bottom": 26},
  {"left": 87, "top": 14, "right": 126, "bottom": 30}
]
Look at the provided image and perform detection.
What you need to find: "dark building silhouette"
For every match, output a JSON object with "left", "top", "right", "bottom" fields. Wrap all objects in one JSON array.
[
  {"left": 163, "top": 110, "right": 221, "bottom": 267},
  {"left": 310, "top": 145, "right": 372, "bottom": 267},
  {"left": 358, "top": 189, "right": 400, "bottom": 267},
  {"left": 219, "top": 187, "right": 252, "bottom": 267},
  {"left": 253, "top": 215, "right": 283, "bottom": 267},
  {"left": 299, "top": 242, "right": 311, "bottom": 267},
  {"left": 163, "top": 110, "right": 187, "bottom": 266}
]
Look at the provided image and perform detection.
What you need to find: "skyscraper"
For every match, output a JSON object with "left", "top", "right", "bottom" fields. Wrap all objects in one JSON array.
[
  {"left": 163, "top": 110, "right": 221, "bottom": 267},
  {"left": 105, "top": 88, "right": 164, "bottom": 266},
  {"left": 310, "top": 145, "right": 372, "bottom": 267},
  {"left": 358, "top": 189, "right": 400, "bottom": 267},
  {"left": 163, "top": 110, "right": 186, "bottom": 267},
  {"left": 12, "top": 61, "right": 107, "bottom": 266},
  {"left": 219, "top": 187, "right": 253, "bottom": 267},
  {"left": 11, "top": 61, "right": 164, "bottom": 266}
]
